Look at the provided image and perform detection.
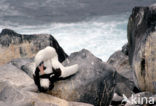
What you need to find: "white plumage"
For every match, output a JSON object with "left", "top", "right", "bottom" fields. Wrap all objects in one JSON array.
[
  {"left": 34, "top": 46, "right": 79, "bottom": 77},
  {"left": 40, "top": 79, "right": 50, "bottom": 88},
  {"left": 34, "top": 46, "right": 57, "bottom": 68},
  {"left": 34, "top": 46, "right": 79, "bottom": 90}
]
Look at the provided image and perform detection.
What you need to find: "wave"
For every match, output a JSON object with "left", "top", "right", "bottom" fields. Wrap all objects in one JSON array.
[{"left": 0, "top": 13, "right": 129, "bottom": 61}]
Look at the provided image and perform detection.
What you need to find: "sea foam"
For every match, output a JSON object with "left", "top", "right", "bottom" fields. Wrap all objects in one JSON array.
[{"left": 0, "top": 13, "right": 129, "bottom": 61}]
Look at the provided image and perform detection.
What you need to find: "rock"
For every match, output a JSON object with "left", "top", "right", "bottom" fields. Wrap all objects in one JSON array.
[
  {"left": 112, "top": 93, "right": 123, "bottom": 102},
  {"left": 50, "top": 49, "right": 116, "bottom": 106},
  {"left": 111, "top": 93, "right": 123, "bottom": 105},
  {"left": 0, "top": 101, "right": 8, "bottom": 106},
  {"left": 0, "top": 29, "right": 68, "bottom": 65},
  {"left": 11, "top": 58, "right": 33, "bottom": 69},
  {"left": 121, "top": 43, "right": 129, "bottom": 56},
  {"left": 22, "top": 49, "right": 117, "bottom": 106},
  {"left": 127, "top": 6, "right": 156, "bottom": 92},
  {"left": 0, "top": 81, "right": 33, "bottom": 106},
  {"left": 0, "top": 62, "right": 93, "bottom": 106},
  {"left": 115, "top": 72, "right": 135, "bottom": 98},
  {"left": 1, "top": 48, "right": 116, "bottom": 106},
  {"left": 0, "top": 63, "right": 33, "bottom": 87},
  {"left": 107, "top": 45, "right": 138, "bottom": 98},
  {"left": 21, "top": 62, "right": 36, "bottom": 79},
  {"left": 69, "top": 102, "right": 94, "bottom": 106},
  {"left": 10, "top": 58, "right": 35, "bottom": 78},
  {"left": 0, "top": 81, "right": 93, "bottom": 106},
  {"left": 107, "top": 48, "right": 132, "bottom": 81}
]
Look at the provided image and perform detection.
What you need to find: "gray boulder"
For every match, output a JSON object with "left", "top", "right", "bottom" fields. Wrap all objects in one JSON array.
[
  {"left": 22, "top": 49, "right": 117, "bottom": 106},
  {"left": 107, "top": 45, "right": 137, "bottom": 98},
  {"left": 127, "top": 6, "right": 156, "bottom": 92},
  {"left": 11, "top": 58, "right": 34, "bottom": 78},
  {"left": 0, "top": 28, "right": 68, "bottom": 65},
  {"left": 11, "top": 58, "right": 34, "bottom": 69},
  {"left": 114, "top": 72, "right": 135, "bottom": 98},
  {"left": 0, "top": 63, "right": 93, "bottom": 106},
  {"left": 0, "top": 81, "right": 93, "bottom": 106},
  {"left": 0, "top": 63, "right": 33, "bottom": 87},
  {"left": 107, "top": 47, "right": 132, "bottom": 81}
]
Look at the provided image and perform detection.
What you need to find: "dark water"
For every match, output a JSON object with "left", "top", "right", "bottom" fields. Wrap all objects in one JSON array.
[{"left": 0, "top": 0, "right": 155, "bottom": 25}]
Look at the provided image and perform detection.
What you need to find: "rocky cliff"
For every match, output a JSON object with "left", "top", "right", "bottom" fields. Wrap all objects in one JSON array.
[
  {"left": 106, "top": 5, "right": 156, "bottom": 105},
  {"left": 127, "top": 5, "right": 156, "bottom": 92}
]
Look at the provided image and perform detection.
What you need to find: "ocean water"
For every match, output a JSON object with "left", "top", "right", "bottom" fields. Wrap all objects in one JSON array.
[
  {"left": 0, "top": 0, "right": 155, "bottom": 61},
  {"left": 0, "top": 12, "right": 129, "bottom": 61}
]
